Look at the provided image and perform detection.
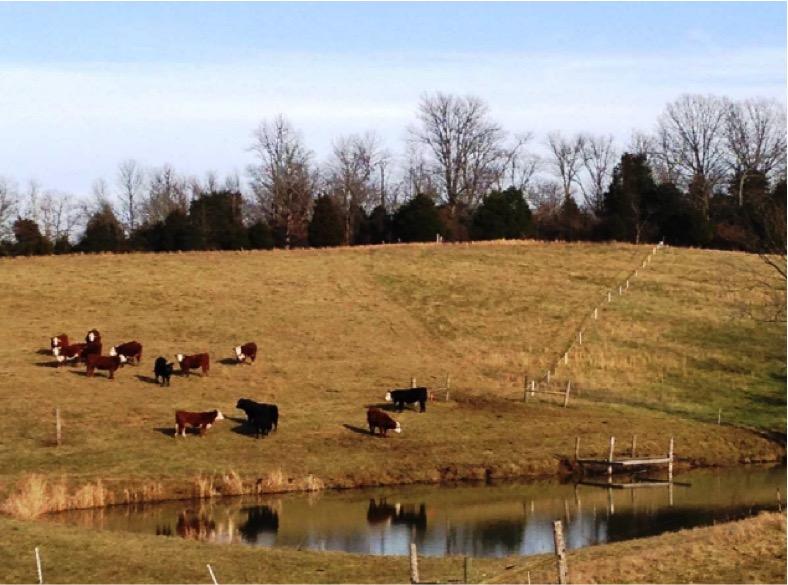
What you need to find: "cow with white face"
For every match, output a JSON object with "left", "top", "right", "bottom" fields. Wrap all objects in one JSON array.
[{"left": 234, "top": 342, "right": 257, "bottom": 364}]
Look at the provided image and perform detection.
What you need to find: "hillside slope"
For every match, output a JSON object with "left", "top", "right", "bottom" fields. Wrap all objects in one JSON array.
[{"left": 0, "top": 242, "right": 783, "bottom": 508}]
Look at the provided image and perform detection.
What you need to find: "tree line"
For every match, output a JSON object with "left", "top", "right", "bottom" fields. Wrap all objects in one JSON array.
[{"left": 0, "top": 92, "right": 784, "bottom": 259}]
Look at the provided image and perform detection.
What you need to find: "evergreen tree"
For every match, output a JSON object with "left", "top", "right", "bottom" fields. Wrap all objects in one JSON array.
[
  {"left": 600, "top": 154, "right": 659, "bottom": 243},
  {"left": 393, "top": 193, "right": 444, "bottom": 242},
  {"left": 365, "top": 204, "right": 391, "bottom": 245},
  {"left": 188, "top": 190, "right": 247, "bottom": 250},
  {"left": 308, "top": 195, "right": 344, "bottom": 247},
  {"left": 77, "top": 203, "right": 125, "bottom": 252},
  {"left": 13, "top": 218, "right": 52, "bottom": 255},
  {"left": 247, "top": 220, "right": 275, "bottom": 250},
  {"left": 471, "top": 187, "right": 533, "bottom": 240}
]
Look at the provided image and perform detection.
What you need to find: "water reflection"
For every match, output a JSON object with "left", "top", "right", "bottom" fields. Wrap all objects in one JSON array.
[{"left": 45, "top": 466, "right": 785, "bottom": 558}]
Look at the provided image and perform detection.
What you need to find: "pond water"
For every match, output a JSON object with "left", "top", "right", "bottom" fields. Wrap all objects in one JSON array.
[{"left": 45, "top": 466, "right": 785, "bottom": 558}]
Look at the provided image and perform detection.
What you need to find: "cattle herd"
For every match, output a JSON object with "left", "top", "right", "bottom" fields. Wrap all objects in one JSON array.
[{"left": 48, "top": 330, "right": 432, "bottom": 440}]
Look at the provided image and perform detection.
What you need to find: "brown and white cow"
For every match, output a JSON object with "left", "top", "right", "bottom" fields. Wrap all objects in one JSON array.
[
  {"left": 367, "top": 407, "right": 401, "bottom": 437},
  {"left": 234, "top": 342, "right": 257, "bottom": 364},
  {"left": 175, "top": 409, "right": 224, "bottom": 437},
  {"left": 176, "top": 353, "right": 210, "bottom": 376},
  {"left": 85, "top": 329, "right": 101, "bottom": 344},
  {"left": 86, "top": 354, "right": 126, "bottom": 379},
  {"left": 50, "top": 334, "right": 69, "bottom": 353},
  {"left": 110, "top": 341, "right": 143, "bottom": 364},
  {"left": 54, "top": 342, "right": 86, "bottom": 366}
]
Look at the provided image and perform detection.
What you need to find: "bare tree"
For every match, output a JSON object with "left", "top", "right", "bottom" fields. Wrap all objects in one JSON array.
[
  {"left": 724, "top": 98, "right": 787, "bottom": 206},
  {"left": 580, "top": 134, "right": 616, "bottom": 214},
  {"left": 402, "top": 143, "right": 438, "bottom": 202},
  {"left": 325, "top": 132, "right": 387, "bottom": 243},
  {"left": 117, "top": 159, "right": 145, "bottom": 233},
  {"left": 37, "top": 191, "right": 79, "bottom": 243},
  {"left": 411, "top": 93, "right": 510, "bottom": 213},
  {"left": 546, "top": 132, "right": 585, "bottom": 202},
  {"left": 0, "top": 176, "right": 18, "bottom": 240},
  {"left": 656, "top": 94, "right": 728, "bottom": 217},
  {"left": 247, "top": 115, "right": 315, "bottom": 248},
  {"left": 496, "top": 132, "right": 540, "bottom": 195},
  {"left": 141, "top": 165, "right": 190, "bottom": 224}
]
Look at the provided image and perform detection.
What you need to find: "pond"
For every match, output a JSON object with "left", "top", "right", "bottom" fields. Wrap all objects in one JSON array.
[{"left": 45, "top": 466, "right": 785, "bottom": 558}]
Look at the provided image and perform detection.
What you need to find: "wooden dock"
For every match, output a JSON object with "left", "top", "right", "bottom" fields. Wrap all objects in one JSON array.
[{"left": 574, "top": 435, "right": 675, "bottom": 483}]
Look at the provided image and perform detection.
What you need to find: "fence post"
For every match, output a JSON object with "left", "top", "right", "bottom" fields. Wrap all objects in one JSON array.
[
  {"left": 523, "top": 375, "right": 528, "bottom": 402},
  {"left": 607, "top": 291, "right": 612, "bottom": 303},
  {"left": 563, "top": 381, "right": 571, "bottom": 408},
  {"left": 626, "top": 279, "right": 630, "bottom": 289},
  {"left": 463, "top": 556, "right": 471, "bottom": 584},
  {"left": 552, "top": 520, "right": 568, "bottom": 584},
  {"left": 618, "top": 285, "right": 623, "bottom": 296},
  {"left": 607, "top": 436, "right": 616, "bottom": 481},
  {"left": 546, "top": 370, "right": 551, "bottom": 384},
  {"left": 563, "top": 352, "right": 568, "bottom": 365},
  {"left": 717, "top": 408, "right": 721, "bottom": 425},
  {"left": 578, "top": 331, "right": 582, "bottom": 345},
  {"left": 35, "top": 547, "right": 43, "bottom": 585},
  {"left": 668, "top": 436, "right": 674, "bottom": 482},
  {"left": 410, "top": 376, "right": 416, "bottom": 388},
  {"left": 530, "top": 379, "right": 535, "bottom": 397},
  {"left": 631, "top": 435, "right": 636, "bottom": 458},
  {"left": 409, "top": 543, "right": 420, "bottom": 584},
  {"left": 778, "top": 489, "right": 782, "bottom": 513},
  {"left": 574, "top": 436, "right": 580, "bottom": 462},
  {"left": 593, "top": 307, "right": 598, "bottom": 320},
  {"left": 445, "top": 373, "right": 451, "bottom": 401},
  {"left": 207, "top": 564, "right": 218, "bottom": 585},
  {"left": 55, "top": 408, "right": 61, "bottom": 447}
]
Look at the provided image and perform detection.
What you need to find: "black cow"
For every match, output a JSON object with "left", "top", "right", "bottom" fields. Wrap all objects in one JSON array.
[
  {"left": 236, "top": 398, "right": 279, "bottom": 438},
  {"left": 385, "top": 387, "right": 428, "bottom": 412},
  {"left": 154, "top": 357, "right": 174, "bottom": 387}
]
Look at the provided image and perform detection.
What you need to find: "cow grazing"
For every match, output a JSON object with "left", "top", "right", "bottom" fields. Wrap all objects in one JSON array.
[
  {"left": 154, "top": 357, "right": 174, "bottom": 387},
  {"left": 385, "top": 387, "right": 429, "bottom": 412},
  {"left": 86, "top": 354, "right": 126, "bottom": 379},
  {"left": 50, "top": 334, "right": 69, "bottom": 353},
  {"left": 110, "top": 341, "right": 143, "bottom": 364},
  {"left": 367, "top": 407, "right": 401, "bottom": 437},
  {"left": 176, "top": 353, "right": 210, "bottom": 376},
  {"left": 235, "top": 398, "right": 278, "bottom": 438},
  {"left": 85, "top": 329, "right": 101, "bottom": 344},
  {"left": 234, "top": 342, "right": 257, "bottom": 364},
  {"left": 54, "top": 342, "right": 86, "bottom": 366},
  {"left": 175, "top": 410, "right": 224, "bottom": 437}
]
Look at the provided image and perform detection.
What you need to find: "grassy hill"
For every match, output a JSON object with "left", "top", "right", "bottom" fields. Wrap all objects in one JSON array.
[{"left": 0, "top": 241, "right": 783, "bottom": 514}]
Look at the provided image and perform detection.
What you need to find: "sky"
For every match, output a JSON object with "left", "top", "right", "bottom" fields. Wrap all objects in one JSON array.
[{"left": 0, "top": 1, "right": 785, "bottom": 196}]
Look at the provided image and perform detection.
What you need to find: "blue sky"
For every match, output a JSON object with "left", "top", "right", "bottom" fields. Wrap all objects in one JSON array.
[{"left": 0, "top": 1, "right": 785, "bottom": 195}]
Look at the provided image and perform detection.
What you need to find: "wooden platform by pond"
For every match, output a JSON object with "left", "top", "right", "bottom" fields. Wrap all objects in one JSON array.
[{"left": 574, "top": 435, "right": 675, "bottom": 483}]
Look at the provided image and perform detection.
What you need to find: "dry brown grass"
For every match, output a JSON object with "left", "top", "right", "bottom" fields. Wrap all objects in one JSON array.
[{"left": 0, "top": 242, "right": 782, "bottom": 516}]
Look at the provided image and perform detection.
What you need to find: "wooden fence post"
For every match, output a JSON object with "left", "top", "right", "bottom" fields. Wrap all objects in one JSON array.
[
  {"left": 411, "top": 376, "right": 416, "bottom": 388},
  {"left": 578, "top": 331, "right": 582, "bottom": 345},
  {"left": 409, "top": 543, "right": 420, "bottom": 584},
  {"left": 55, "top": 408, "right": 61, "bottom": 447},
  {"left": 563, "top": 381, "right": 571, "bottom": 408},
  {"left": 618, "top": 285, "right": 623, "bottom": 296},
  {"left": 35, "top": 547, "right": 43, "bottom": 585},
  {"left": 552, "top": 520, "right": 568, "bottom": 584},
  {"left": 445, "top": 373, "right": 451, "bottom": 401},
  {"left": 546, "top": 370, "right": 551, "bottom": 384},
  {"left": 463, "top": 556, "right": 471, "bottom": 584},
  {"left": 564, "top": 352, "right": 568, "bottom": 365},
  {"left": 631, "top": 435, "right": 636, "bottom": 458},
  {"left": 207, "top": 564, "right": 218, "bottom": 585},
  {"left": 717, "top": 408, "right": 721, "bottom": 425},
  {"left": 607, "top": 291, "right": 612, "bottom": 302},
  {"left": 668, "top": 437, "right": 674, "bottom": 482},
  {"left": 593, "top": 307, "right": 598, "bottom": 320},
  {"left": 530, "top": 379, "right": 535, "bottom": 397},
  {"left": 626, "top": 279, "right": 630, "bottom": 289},
  {"left": 523, "top": 375, "right": 529, "bottom": 402},
  {"left": 607, "top": 436, "right": 616, "bottom": 480},
  {"left": 574, "top": 436, "right": 580, "bottom": 461}
]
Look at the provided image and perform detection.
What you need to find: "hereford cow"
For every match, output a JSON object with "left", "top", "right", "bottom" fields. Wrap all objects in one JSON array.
[
  {"left": 235, "top": 398, "right": 278, "bottom": 438},
  {"left": 85, "top": 329, "right": 101, "bottom": 344},
  {"left": 367, "top": 407, "right": 401, "bottom": 437},
  {"left": 81, "top": 340, "right": 102, "bottom": 362},
  {"left": 234, "top": 342, "right": 257, "bottom": 364},
  {"left": 176, "top": 353, "right": 210, "bottom": 376},
  {"left": 86, "top": 354, "right": 126, "bottom": 379},
  {"left": 110, "top": 341, "right": 143, "bottom": 364},
  {"left": 175, "top": 409, "right": 224, "bottom": 437},
  {"left": 50, "top": 334, "right": 69, "bottom": 353},
  {"left": 154, "top": 357, "right": 174, "bottom": 387},
  {"left": 385, "top": 387, "right": 429, "bottom": 413},
  {"left": 54, "top": 342, "right": 86, "bottom": 366}
]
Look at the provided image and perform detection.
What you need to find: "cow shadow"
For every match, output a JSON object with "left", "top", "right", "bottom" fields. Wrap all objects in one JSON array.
[
  {"left": 154, "top": 427, "right": 176, "bottom": 437},
  {"left": 135, "top": 374, "right": 160, "bottom": 385},
  {"left": 343, "top": 424, "right": 373, "bottom": 436},
  {"left": 68, "top": 370, "right": 90, "bottom": 377},
  {"left": 364, "top": 402, "right": 399, "bottom": 412},
  {"left": 218, "top": 358, "right": 241, "bottom": 366},
  {"left": 230, "top": 423, "right": 261, "bottom": 438},
  {"left": 35, "top": 361, "right": 59, "bottom": 368},
  {"left": 36, "top": 348, "right": 53, "bottom": 355}
]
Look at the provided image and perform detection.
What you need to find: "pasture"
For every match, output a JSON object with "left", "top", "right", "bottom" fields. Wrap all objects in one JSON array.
[{"left": 0, "top": 241, "right": 783, "bottom": 513}]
